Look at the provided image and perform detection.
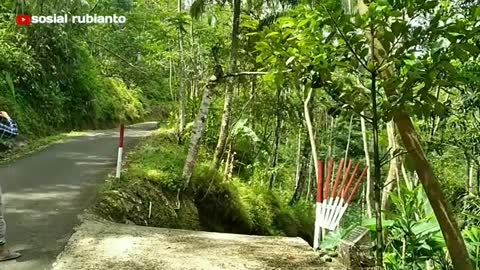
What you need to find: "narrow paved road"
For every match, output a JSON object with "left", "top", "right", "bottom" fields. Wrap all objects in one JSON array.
[{"left": 0, "top": 122, "right": 158, "bottom": 270}]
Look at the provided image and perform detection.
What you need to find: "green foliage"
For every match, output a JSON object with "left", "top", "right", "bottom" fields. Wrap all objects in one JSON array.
[
  {"left": 96, "top": 177, "right": 201, "bottom": 230},
  {"left": 231, "top": 118, "right": 260, "bottom": 143},
  {"left": 372, "top": 185, "right": 451, "bottom": 269},
  {"left": 461, "top": 195, "right": 480, "bottom": 227},
  {"left": 244, "top": 1, "right": 479, "bottom": 266},
  {"left": 320, "top": 225, "right": 356, "bottom": 250},
  {"left": 94, "top": 78, "right": 147, "bottom": 124},
  {"left": 464, "top": 227, "right": 480, "bottom": 268},
  {"left": 234, "top": 181, "right": 302, "bottom": 235},
  {"left": 234, "top": 181, "right": 276, "bottom": 233}
]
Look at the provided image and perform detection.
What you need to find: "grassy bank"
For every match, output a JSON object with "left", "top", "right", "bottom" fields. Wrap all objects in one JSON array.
[{"left": 93, "top": 126, "right": 315, "bottom": 243}]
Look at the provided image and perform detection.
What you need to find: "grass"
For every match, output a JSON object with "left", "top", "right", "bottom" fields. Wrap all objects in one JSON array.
[
  {"left": 0, "top": 131, "right": 86, "bottom": 164},
  {"left": 118, "top": 126, "right": 186, "bottom": 189}
]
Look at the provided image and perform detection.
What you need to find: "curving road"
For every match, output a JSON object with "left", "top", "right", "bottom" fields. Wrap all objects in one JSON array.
[{"left": 0, "top": 122, "right": 158, "bottom": 270}]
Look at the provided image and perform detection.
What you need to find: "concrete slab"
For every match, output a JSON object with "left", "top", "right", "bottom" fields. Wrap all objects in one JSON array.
[{"left": 53, "top": 218, "right": 345, "bottom": 270}]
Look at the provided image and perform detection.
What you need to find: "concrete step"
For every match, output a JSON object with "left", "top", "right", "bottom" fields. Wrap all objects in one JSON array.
[{"left": 53, "top": 218, "right": 346, "bottom": 270}]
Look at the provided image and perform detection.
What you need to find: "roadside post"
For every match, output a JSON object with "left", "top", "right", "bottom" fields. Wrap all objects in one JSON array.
[
  {"left": 313, "top": 159, "right": 368, "bottom": 249},
  {"left": 116, "top": 124, "right": 125, "bottom": 179}
]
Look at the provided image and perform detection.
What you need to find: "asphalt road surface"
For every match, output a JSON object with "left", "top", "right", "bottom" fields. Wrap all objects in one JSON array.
[{"left": 0, "top": 122, "right": 158, "bottom": 270}]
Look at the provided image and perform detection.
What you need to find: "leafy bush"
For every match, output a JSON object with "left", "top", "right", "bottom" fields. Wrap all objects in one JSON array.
[{"left": 369, "top": 185, "right": 451, "bottom": 269}]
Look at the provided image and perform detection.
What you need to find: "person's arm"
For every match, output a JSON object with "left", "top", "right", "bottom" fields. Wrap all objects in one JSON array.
[{"left": 0, "top": 111, "right": 19, "bottom": 139}]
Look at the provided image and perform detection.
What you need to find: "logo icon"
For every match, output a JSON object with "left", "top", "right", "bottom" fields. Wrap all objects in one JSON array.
[{"left": 16, "top": 15, "right": 32, "bottom": 26}]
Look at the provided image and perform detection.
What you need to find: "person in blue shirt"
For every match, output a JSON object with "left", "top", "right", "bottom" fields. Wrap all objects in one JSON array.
[{"left": 0, "top": 111, "right": 21, "bottom": 261}]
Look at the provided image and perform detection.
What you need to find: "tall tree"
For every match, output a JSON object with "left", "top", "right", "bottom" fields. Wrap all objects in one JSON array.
[
  {"left": 360, "top": 112, "right": 373, "bottom": 217},
  {"left": 177, "top": 0, "right": 187, "bottom": 143},
  {"left": 213, "top": 0, "right": 241, "bottom": 167},
  {"left": 182, "top": 65, "right": 223, "bottom": 185},
  {"left": 269, "top": 88, "right": 283, "bottom": 190},
  {"left": 355, "top": 1, "right": 474, "bottom": 268},
  {"left": 382, "top": 121, "right": 400, "bottom": 211}
]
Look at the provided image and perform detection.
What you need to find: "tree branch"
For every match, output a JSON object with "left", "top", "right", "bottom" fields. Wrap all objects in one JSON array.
[
  {"left": 224, "top": 69, "right": 295, "bottom": 78},
  {"left": 85, "top": 39, "right": 144, "bottom": 72},
  {"left": 321, "top": 5, "right": 370, "bottom": 72},
  {"left": 224, "top": 71, "right": 270, "bottom": 77}
]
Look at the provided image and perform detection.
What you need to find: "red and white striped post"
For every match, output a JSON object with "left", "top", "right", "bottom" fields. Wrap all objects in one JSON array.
[
  {"left": 327, "top": 160, "right": 352, "bottom": 226},
  {"left": 328, "top": 166, "right": 368, "bottom": 230},
  {"left": 313, "top": 160, "right": 324, "bottom": 250},
  {"left": 323, "top": 159, "right": 345, "bottom": 228},
  {"left": 321, "top": 159, "right": 334, "bottom": 228},
  {"left": 313, "top": 159, "right": 368, "bottom": 247},
  {"left": 327, "top": 161, "right": 359, "bottom": 229},
  {"left": 116, "top": 124, "right": 125, "bottom": 179}
]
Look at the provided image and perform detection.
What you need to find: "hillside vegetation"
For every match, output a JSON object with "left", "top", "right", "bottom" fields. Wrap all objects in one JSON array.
[{"left": 94, "top": 127, "right": 315, "bottom": 243}]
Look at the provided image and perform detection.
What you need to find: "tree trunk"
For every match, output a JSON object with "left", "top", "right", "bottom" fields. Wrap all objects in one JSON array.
[
  {"left": 401, "top": 162, "right": 413, "bottom": 190},
  {"left": 327, "top": 117, "right": 335, "bottom": 159},
  {"left": 250, "top": 78, "right": 256, "bottom": 128},
  {"left": 304, "top": 86, "right": 319, "bottom": 183},
  {"left": 382, "top": 121, "right": 399, "bottom": 212},
  {"left": 306, "top": 150, "right": 314, "bottom": 200},
  {"left": 343, "top": 115, "right": 354, "bottom": 163},
  {"left": 360, "top": 112, "right": 373, "bottom": 217},
  {"left": 269, "top": 117, "right": 282, "bottom": 190},
  {"left": 213, "top": 84, "right": 234, "bottom": 166},
  {"left": 477, "top": 166, "right": 480, "bottom": 195},
  {"left": 226, "top": 147, "right": 235, "bottom": 182},
  {"left": 223, "top": 144, "right": 232, "bottom": 179},
  {"left": 303, "top": 86, "right": 323, "bottom": 240},
  {"left": 467, "top": 160, "right": 474, "bottom": 195},
  {"left": 182, "top": 75, "right": 220, "bottom": 185},
  {"left": 370, "top": 71, "right": 384, "bottom": 267},
  {"left": 290, "top": 133, "right": 310, "bottom": 205},
  {"left": 169, "top": 58, "right": 175, "bottom": 100},
  {"left": 294, "top": 129, "right": 302, "bottom": 188},
  {"left": 177, "top": 0, "right": 186, "bottom": 143},
  {"left": 190, "top": 21, "right": 198, "bottom": 100},
  {"left": 290, "top": 86, "right": 319, "bottom": 205},
  {"left": 356, "top": 1, "right": 473, "bottom": 267},
  {"left": 269, "top": 87, "right": 283, "bottom": 190},
  {"left": 212, "top": 0, "right": 241, "bottom": 167}
]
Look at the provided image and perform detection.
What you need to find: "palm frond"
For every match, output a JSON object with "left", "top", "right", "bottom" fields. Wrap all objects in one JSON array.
[
  {"left": 461, "top": 194, "right": 480, "bottom": 226},
  {"left": 190, "top": 0, "right": 207, "bottom": 19}
]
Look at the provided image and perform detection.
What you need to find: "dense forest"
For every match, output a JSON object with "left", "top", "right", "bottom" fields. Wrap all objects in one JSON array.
[{"left": 1, "top": 0, "right": 480, "bottom": 269}]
